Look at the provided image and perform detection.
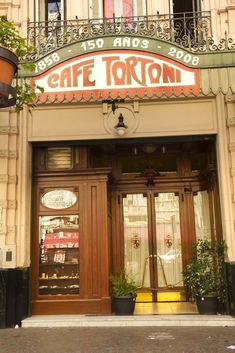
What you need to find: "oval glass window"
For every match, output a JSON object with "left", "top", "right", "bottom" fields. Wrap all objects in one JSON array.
[{"left": 41, "top": 190, "right": 77, "bottom": 209}]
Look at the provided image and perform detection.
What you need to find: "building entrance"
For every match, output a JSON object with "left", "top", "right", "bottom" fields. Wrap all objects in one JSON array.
[
  {"left": 108, "top": 138, "right": 221, "bottom": 304},
  {"left": 122, "top": 191, "right": 183, "bottom": 302},
  {"left": 31, "top": 138, "right": 221, "bottom": 313}
]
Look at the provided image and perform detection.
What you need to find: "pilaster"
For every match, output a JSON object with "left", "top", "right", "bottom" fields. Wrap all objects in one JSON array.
[
  {"left": 216, "top": 93, "right": 235, "bottom": 261},
  {"left": 222, "top": 94, "right": 235, "bottom": 261},
  {"left": 0, "top": 108, "right": 18, "bottom": 268}
]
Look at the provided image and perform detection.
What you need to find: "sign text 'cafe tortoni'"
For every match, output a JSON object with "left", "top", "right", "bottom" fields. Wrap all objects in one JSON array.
[{"left": 31, "top": 36, "right": 201, "bottom": 101}]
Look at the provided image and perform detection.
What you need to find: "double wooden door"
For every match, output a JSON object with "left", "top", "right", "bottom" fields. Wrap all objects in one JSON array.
[{"left": 113, "top": 186, "right": 217, "bottom": 302}]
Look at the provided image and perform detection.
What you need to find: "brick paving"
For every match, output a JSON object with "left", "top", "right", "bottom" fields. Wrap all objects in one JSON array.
[{"left": 0, "top": 327, "right": 235, "bottom": 353}]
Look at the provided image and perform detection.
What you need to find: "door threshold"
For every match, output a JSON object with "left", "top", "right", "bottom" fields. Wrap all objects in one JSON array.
[{"left": 134, "top": 302, "right": 198, "bottom": 315}]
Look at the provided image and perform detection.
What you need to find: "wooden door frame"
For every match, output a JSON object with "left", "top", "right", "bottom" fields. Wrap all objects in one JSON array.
[{"left": 110, "top": 175, "right": 209, "bottom": 282}]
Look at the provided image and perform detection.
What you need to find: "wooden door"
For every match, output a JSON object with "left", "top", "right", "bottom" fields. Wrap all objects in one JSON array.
[{"left": 121, "top": 190, "right": 185, "bottom": 302}]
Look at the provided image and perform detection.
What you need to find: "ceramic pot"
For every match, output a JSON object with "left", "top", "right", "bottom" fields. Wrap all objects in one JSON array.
[{"left": 0, "top": 46, "right": 18, "bottom": 104}]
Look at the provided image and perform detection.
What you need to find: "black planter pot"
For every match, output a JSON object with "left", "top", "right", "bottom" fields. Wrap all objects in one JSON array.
[
  {"left": 111, "top": 295, "right": 136, "bottom": 315},
  {"left": 196, "top": 295, "right": 218, "bottom": 315}
]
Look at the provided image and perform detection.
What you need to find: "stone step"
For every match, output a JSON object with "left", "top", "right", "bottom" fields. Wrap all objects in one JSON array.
[{"left": 22, "top": 314, "right": 235, "bottom": 328}]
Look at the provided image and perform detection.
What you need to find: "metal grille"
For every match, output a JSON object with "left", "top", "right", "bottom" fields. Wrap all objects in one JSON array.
[{"left": 27, "top": 11, "right": 221, "bottom": 60}]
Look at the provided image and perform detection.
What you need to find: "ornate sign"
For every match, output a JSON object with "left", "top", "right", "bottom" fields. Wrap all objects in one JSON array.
[
  {"left": 32, "top": 49, "right": 199, "bottom": 101},
  {"left": 41, "top": 190, "right": 77, "bottom": 209}
]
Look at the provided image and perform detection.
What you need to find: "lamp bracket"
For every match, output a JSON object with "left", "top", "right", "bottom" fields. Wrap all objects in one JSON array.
[{"left": 102, "top": 99, "right": 125, "bottom": 114}]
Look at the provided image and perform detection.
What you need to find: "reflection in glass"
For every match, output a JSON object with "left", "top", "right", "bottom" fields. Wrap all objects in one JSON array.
[
  {"left": 193, "top": 191, "right": 212, "bottom": 240},
  {"left": 39, "top": 215, "right": 79, "bottom": 295},
  {"left": 123, "top": 194, "right": 149, "bottom": 287},
  {"left": 155, "top": 193, "right": 183, "bottom": 288},
  {"left": 103, "top": 0, "right": 146, "bottom": 17},
  {"left": 47, "top": 0, "right": 62, "bottom": 21}
]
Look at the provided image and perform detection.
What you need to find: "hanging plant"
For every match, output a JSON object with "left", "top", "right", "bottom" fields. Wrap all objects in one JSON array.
[{"left": 0, "top": 16, "right": 43, "bottom": 110}]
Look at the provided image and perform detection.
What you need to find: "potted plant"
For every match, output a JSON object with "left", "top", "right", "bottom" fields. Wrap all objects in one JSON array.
[
  {"left": 183, "top": 239, "right": 226, "bottom": 314},
  {"left": 110, "top": 271, "right": 138, "bottom": 315},
  {"left": 0, "top": 16, "right": 42, "bottom": 111}
]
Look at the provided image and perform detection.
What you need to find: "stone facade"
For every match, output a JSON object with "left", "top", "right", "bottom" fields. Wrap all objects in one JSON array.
[{"left": 1, "top": 0, "right": 235, "bottom": 320}]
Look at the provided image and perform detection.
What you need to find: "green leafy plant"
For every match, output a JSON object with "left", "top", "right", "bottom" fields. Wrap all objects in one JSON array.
[
  {"left": 15, "top": 81, "right": 44, "bottom": 112},
  {"left": 0, "top": 16, "right": 34, "bottom": 69},
  {"left": 183, "top": 239, "right": 226, "bottom": 304},
  {"left": 110, "top": 271, "right": 138, "bottom": 297},
  {"left": 0, "top": 16, "right": 43, "bottom": 111}
]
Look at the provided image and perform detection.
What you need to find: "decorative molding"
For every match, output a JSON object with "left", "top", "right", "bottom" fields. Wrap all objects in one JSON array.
[
  {"left": 0, "top": 150, "right": 18, "bottom": 159},
  {"left": 0, "top": 3, "right": 20, "bottom": 9},
  {"left": 9, "top": 176, "right": 18, "bottom": 184},
  {"left": 0, "top": 200, "right": 17, "bottom": 209},
  {"left": 227, "top": 117, "right": 235, "bottom": 126},
  {"left": 0, "top": 175, "right": 18, "bottom": 184},
  {"left": 229, "top": 143, "right": 235, "bottom": 151},
  {"left": 0, "top": 201, "right": 7, "bottom": 208},
  {"left": 7, "top": 226, "right": 16, "bottom": 235},
  {"left": 8, "top": 201, "right": 17, "bottom": 209},
  {"left": 133, "top": 101, "right": 139, "bottom": 113},
  {"left": 225, "top": 94, "right": 235, "bottom": 103},
  {"left": 0, "top": 126, "right": 18, "bottom": 135},
  {"left": 231, "top": 168, "right": 235, "bottom": 176},
  {"left": 0, "top": 229, "right": 7, "bottom": 237},
  {"left": 0, "top": 175, "right": 8, "bottom": 183}
]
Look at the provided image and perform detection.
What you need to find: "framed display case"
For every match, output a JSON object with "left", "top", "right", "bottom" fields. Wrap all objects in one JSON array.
[
  {"left": 31, "top": 165, "right": 111, "bottom": 315},
  {"left": 39, "top": 215, "right": 79, "bottom": 295}
]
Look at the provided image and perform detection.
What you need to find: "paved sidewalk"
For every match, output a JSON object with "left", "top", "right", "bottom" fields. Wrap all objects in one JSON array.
[{"left": 0, "top": 327, "right": 235, "bottom": 353}]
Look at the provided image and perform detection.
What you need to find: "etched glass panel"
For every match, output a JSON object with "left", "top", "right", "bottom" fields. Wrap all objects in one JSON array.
[
  {"left": 193, "top": 191, "right": 212, "bottom": 240},
  {"left": 47, "top": 147, "right": 72, "bottom": 169},
  {"left": 155, "top": 193, "right": 183, "bottom": 288},
  {"left": 123, "top": 194, "right": 149, "bottom": 287}
]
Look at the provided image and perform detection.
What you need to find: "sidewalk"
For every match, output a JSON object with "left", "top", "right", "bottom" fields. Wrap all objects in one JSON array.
[{"left": 0, "top": 326, "right": 235, "bottom": 353}]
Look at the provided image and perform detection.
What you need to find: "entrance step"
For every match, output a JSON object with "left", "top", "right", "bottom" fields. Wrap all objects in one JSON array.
[
  {"left": 22, "top": 314, "right": 235, "bottom": 328},
  {"left": 136, "top": 291, "right": 186, "bottom": 302}
]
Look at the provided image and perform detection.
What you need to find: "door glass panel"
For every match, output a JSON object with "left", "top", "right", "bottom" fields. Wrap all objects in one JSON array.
[
  {"left": 193, "top": 191, "right": 211, "bottom": 240},
  {"left": 123, "top": 194, "right": 149, "bottom": 287},
  {"left": 155, "top": 193, "right": 183, "bottom": 288},
  {"left": 39, "top": 215, "right": 79, "bottom": 295}
]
